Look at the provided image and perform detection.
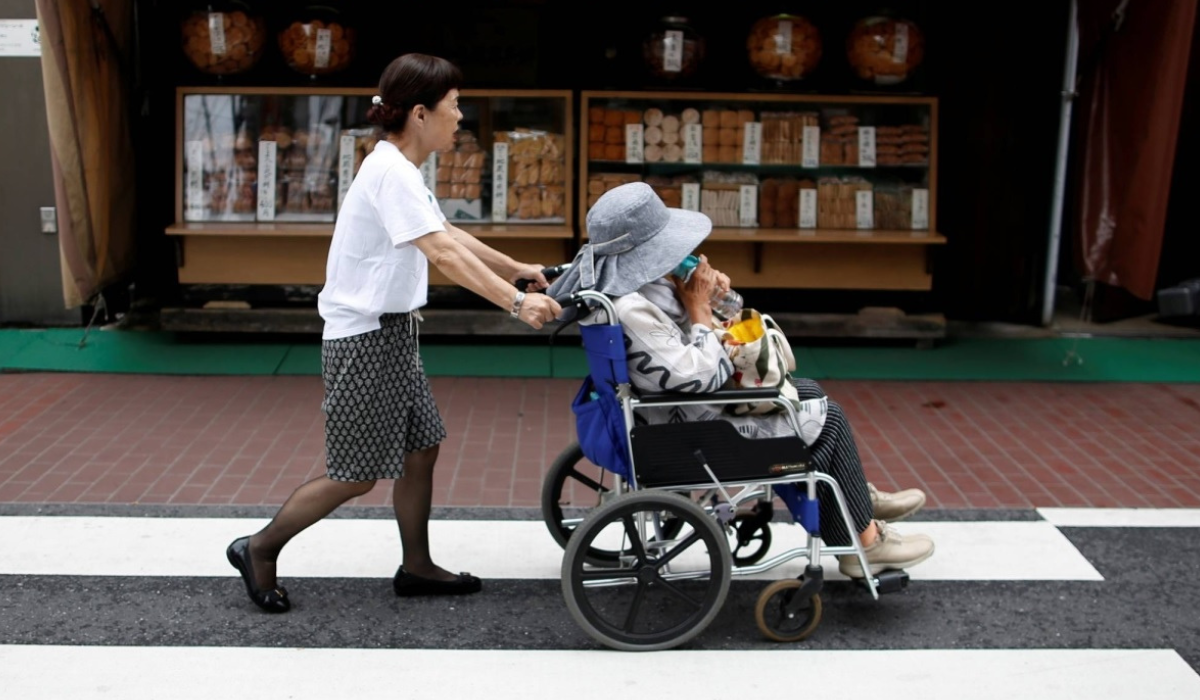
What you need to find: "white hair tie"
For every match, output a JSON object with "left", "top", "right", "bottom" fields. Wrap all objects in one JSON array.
[{"left": 371, "top": 95, "right": 383, "bottom": 106}]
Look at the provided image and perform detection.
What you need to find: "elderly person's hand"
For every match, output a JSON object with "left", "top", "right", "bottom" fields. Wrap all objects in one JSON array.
[
  {"left": 709, "top": 259, "right": 732, "bottom": 296},
  {"left": 673, "top": 255, "right": 720, "bottom": 326}
]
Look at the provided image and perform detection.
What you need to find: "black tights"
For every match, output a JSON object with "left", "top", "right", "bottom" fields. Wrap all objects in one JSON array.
[{"left": 246, "top": 444, "right": 454, "bottom": 590}]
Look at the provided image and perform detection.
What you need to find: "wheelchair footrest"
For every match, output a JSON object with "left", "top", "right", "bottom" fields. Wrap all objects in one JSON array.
[{"left": 873, "top": 569, "right": 910, "bottom": 594}]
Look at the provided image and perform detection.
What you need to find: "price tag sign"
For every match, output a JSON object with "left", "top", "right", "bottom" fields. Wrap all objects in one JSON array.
[
  {"left": 625, "top": 124, "right": 644, "bottom": 163},
  {"left": 742, "top": 122, "right": 762, "bottom": 165},
  {"left": 208, "top": 13, "right": 227, "bottom": 55},
  {"left": 858, "top": 126, "right": 877, "bottom": 168},
  {"left": 683, "top": 124, "right": 702, "bottom": 163},
  {"left": 912, "top": 188, "right": 930, "bottom": 230},
  {"left": 420, "top": 152, "right": 438, "bottom": 195},
  {"left": 739, "top": 184, "right": 758, "bottom": 227},
  {"left": 314, "top": 28, "right": 332, "bottom": 68},
  {"left": 338, "top": 134, "right": 356, "bottom": 210},
  {"left": 492, "top": 142, "right": 509, "bottom": 222},
  {"left": 663, "top": 30, "right": 683, "bottom": 72},
  {"left": 799, "top": 188, "right": 817, "bottom": 229},
  {"left": 802, "top": 125, "right": 820, "bottom": 168},
  {"left": 855, "top": 190, "right": 874, "bottom": 230},
  {"left": 776, "top": 20, "right": 793, "bottom": 53},
  {"left": 682, "top": 183, "right": 701, "bottom": 212},
  {"left": 894, "top": 24, "right": 910, "bottom": 64},
  {"left": 256, "top": 140, "right": 277, "bottom": 221},
  {"left": 185, "top": 141, "right": 205, "bottom": 220}
]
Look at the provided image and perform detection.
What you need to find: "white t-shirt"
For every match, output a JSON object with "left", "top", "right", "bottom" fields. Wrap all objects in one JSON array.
[{"left": 317, "top": 140, "right": 447, "bottom": 340}]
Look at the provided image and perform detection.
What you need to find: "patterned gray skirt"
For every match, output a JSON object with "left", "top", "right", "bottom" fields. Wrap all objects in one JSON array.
[{"left": 321, "top": 312, "right": 447, "bottom": 482}]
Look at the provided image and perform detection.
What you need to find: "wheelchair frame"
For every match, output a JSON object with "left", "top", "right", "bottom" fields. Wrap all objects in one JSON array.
[{"left": 554, "top": 290, "right": 897, "bottom": 651}]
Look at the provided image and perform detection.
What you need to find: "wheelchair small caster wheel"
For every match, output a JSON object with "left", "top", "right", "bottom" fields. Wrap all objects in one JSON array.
[
  {"left": 874, "top": 569, "right": 910, "bottom": 594},
  {"left": 754, "top": 579, "right": 822, "bottom": 643},
  {"left": 730, "top": 516, "right": 772, "bottom": 566}
]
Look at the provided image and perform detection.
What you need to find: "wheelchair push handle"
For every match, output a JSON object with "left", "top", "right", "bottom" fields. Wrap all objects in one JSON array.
[
  {"left": 515, "top": 263, "right": 572, "bottom": 292},
  {"left": 513, "top": 265, "right": 615, "bottom": 323}
]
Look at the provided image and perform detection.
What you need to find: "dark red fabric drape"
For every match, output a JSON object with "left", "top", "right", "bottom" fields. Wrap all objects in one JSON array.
[{"left": 1073, "top": 0, "right": 1198, "bottom": 300}]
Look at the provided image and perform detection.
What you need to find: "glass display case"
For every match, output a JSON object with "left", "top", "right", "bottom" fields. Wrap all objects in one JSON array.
[
  {"left": 581, "top": 90, "right": 944, "bottom": 291},
  {"left": 169, "top": 87, "right": 573, "bottom": 286}
]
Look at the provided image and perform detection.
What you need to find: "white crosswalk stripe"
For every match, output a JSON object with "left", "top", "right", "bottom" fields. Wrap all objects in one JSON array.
[
  {"left": 0, "top": 516, "right": 1102, "bottom": 581},
  {"left": 1038, "top": 507, "right": 1200, "bottom": 527},
  {"left": 1, "top": 646, "right": 1197, "bottom": 700}
]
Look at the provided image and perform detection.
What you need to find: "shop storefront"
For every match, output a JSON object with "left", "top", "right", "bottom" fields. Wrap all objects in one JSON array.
[{"left": 21, "top": 0, "right": 1200, "bottom": 337}]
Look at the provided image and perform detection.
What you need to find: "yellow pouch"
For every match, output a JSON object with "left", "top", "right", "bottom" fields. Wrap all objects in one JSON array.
[{"left": 726, "top": 315, "right": 764, "bottom": 343}]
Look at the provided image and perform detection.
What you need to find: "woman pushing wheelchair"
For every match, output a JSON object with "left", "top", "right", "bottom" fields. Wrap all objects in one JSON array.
[{"left": 546, "top": 181, "right": 935, "bottom": 578}]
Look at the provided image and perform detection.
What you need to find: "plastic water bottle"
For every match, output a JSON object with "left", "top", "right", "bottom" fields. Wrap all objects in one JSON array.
[{"left": 672, "top": 255, "right": 744, "bottom": 321}]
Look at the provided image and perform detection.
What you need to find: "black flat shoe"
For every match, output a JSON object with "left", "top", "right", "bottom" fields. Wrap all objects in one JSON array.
[
  {"left": 393, "top": 566, "right": 482, "bottom": 597},
  {"left": 226, "top": 536, "right": 291, "bottom": 613}
]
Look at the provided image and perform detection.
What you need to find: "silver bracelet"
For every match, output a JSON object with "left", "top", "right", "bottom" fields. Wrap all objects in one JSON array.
[{"left": 509, "top": 291, "right": 526, "bottom": 318}]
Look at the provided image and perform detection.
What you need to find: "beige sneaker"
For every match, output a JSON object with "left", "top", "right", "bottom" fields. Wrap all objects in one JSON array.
[
  {"left": 868, "top": 482, "right": 926, "bottom": 522},
  {"left": 838, "top": 519, "right": 935, "bottom": 578}
]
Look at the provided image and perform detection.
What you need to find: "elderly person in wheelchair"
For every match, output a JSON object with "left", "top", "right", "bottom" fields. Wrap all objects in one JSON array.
[{"left": 547, "top": 182, "right": 934, "bottom": 579}]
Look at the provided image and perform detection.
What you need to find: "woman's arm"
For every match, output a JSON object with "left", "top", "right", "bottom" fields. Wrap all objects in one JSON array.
[
  {"left": 444, "top": 222, "right": 550, "bottom": 291},
  {"left": 412, "top": 230, "right": 559, "bottom": 328}
]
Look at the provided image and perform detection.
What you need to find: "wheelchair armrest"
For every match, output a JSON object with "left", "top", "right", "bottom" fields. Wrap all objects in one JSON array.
[{"left": 636, "top": 387, "right": 780, "bottom": 405}]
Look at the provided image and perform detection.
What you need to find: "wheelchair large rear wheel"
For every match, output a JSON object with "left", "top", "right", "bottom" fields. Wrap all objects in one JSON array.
[
  {"left": 541, "top": 441, "right": 683, "bottom": 565},
  {"left": 562, "top": 490, "right": 731, "bottom": 651}
]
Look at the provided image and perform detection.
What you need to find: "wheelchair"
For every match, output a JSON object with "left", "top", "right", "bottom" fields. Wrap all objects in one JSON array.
[{"left": 544, "top": 289, "right": 912, "bottom": 652}]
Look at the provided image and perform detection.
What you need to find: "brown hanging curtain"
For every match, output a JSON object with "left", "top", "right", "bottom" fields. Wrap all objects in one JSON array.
[
  {"left": 35, "top": 0, "right": 137, "bottom": 310},
  {"left": 1072, "top": 0, "right": 1198, "bottom": 301}
]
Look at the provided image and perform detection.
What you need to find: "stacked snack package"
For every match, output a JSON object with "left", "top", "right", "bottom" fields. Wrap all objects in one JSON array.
[
  {"left": 875, "top": 124, "right": 930, "bottom": 166},
  {"left": 188, "top": 126, "right": 259, "bottom": 221},
  {"left": 820, "top": 113, "right": 861, "bottom": 166},
  {"left": 261, "top": 123, "right": 338, "bottom": 221},
  {"left": 497, "top": 128, "right": 567, "bottom": 221},
  {"left": 701, "top": 170, "right": 759, "bottom": 227},
  {"left": 645, "top": 174, "right": 698, "bottom": 209},
  {"left": 758, "top": 177, "right": 815, "bottom": 228},
  {"left": 759, "top": 111, "right": 819, "bottom": 165},
  {"left": 899, "top": 124, "right": 930, "bottom": 165},
  {"left": 641, "top": 107, "right": 699, "bottom": 163},
  {"left": 873, "top": 182, "right": 913, "bottom": 229},
  {"left": 700, "top": 108, "right": 756, "bottom": 163},
  {"left": 336, "top": 126, "right": 379, "bottom": 214},
  {"left": 587, "top": 172, "right": 642, "bottom": 209},
  {"left": 817, "top": 176, "right": 872, "bottom": 229},
  {"left": 434, "top": 130, "right": 487, "bottom": 220},
  {"left": 587, "top": 106, "right": 641, "bottom": 161},
  {"left": 340, "top": 127, "right": 378, "bottom": 177}
]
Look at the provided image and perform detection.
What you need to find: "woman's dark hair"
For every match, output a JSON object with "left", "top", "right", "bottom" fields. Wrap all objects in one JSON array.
[{"left": 366, "top": 53, "right": 463, "bottom": 134}]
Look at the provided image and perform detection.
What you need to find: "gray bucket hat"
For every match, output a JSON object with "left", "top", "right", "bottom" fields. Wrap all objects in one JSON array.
[{"left": 547, "top": 182, "right": 713, "bottom": 301}]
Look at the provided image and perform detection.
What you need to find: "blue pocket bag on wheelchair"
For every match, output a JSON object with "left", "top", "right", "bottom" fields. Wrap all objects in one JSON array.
[{"left": 571, "top": 321, "right": 633, "bottom": 480}]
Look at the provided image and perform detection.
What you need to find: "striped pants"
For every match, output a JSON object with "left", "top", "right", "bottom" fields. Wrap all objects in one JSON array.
[{"left": 792, "top": 378, "right": 873, "bottom": 546}]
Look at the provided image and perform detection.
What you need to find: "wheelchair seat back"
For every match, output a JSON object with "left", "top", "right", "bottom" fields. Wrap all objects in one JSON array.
[{"left": 570, "top": 318, "right": 634, "bottom": 479}]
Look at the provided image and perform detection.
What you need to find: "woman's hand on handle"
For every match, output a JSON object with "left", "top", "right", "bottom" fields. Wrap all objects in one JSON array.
[
  {"left": 508, "top": 262, "right": 550, "bottom": 292},
  {"left": 514, "top": 292, "right": 561, "bottom": 330}
]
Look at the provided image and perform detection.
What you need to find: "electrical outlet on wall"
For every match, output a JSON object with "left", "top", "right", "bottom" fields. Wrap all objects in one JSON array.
[{"left": 40, "top": 206, "right": 56, "bottom": 234}]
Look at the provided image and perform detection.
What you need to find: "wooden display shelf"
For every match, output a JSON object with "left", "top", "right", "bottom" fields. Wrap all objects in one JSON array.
[
  {"left": 580, "top": 90, "right": 942, "bottom": 292},
  {"left": 166, "top": 222, "right": 573, "bottom": 240},
  {"left": 171, "top": 86, "right": 574, "bottom": 287}
]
